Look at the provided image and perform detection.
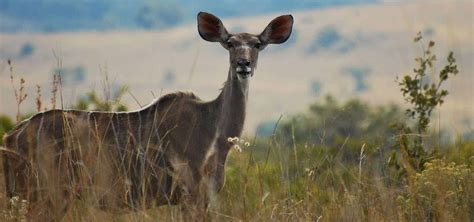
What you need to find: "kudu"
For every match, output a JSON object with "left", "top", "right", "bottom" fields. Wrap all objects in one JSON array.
[{"left": 2, "top": 12, "right": 293, "bottom": 220}]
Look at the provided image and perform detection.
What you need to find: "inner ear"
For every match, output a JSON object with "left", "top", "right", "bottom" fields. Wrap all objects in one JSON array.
[
  {"left": 260, "top": 15, "right": 294, "bottom": 44},
  {"left": 197, "top": 12, "right": 229, "bottom": 42}
]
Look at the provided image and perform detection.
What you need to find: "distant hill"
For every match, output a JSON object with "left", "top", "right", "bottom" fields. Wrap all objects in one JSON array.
[{"left": 0, "top": 0, "right": 377, "bottom": 32}]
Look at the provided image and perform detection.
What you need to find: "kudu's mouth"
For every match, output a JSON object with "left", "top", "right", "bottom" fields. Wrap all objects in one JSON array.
[{"left": 236, "top": 66, "right": 253, "bottom": 79}]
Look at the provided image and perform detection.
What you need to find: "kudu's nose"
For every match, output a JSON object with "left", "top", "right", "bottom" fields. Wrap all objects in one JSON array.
[{"left": 237, "top": 59, "right": 250, "bottom": 67}]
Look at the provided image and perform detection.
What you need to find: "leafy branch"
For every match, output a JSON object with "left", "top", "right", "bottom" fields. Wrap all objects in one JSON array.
[{"left": 390, "top": 32, "right": 459, "bottom": 176}]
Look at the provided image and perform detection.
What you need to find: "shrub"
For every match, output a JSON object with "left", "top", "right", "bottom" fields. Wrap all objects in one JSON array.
[
  {"left": 398, "top": 159, "right": 473, "bottom": 221},
  {"left": 390, "top": 33, "right": 459, "bottom": 178}
]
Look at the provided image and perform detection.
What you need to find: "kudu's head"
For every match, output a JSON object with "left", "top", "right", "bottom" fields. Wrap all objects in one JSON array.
[{"left": 197, "top": 12, "right": 293, "bottom": 81}]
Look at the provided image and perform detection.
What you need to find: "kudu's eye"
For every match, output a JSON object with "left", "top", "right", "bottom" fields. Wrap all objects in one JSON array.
[
  {"left": 226, "top": 41, "right": 233, "bottom": 48},
  {"left": 254, "top": 42, "right": 262, "bottom": 49}
]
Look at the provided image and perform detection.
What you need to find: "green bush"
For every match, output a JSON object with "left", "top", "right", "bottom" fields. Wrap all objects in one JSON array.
[
  {"left": 268, "top": 95, "right": 404, "bottom": 165},
  {"left": 390, "top": 33, "right": 459, "bottom": 179},
  {"left": 398, "top": 159, "right": 473, "bottom": 221}
]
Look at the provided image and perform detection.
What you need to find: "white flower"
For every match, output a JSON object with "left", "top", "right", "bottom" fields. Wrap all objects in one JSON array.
[
  {"left": 232, "top": 144, "right": 242, "bottom": 152},
  {"left": 233, "top": 137, "right": 239, "bottom": 143}
]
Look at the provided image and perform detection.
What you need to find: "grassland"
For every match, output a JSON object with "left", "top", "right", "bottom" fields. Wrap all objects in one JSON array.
[{"left": 0, "top": 136, "right": 472, "bottom": 221}]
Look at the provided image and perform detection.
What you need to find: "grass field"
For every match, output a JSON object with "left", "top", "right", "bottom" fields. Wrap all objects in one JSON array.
[{"left": 0, "top": 137, "right": 472, "bottom": 221}]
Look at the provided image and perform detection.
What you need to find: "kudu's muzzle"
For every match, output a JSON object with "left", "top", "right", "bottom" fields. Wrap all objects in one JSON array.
[{"left": 235, "top": 58, "right": 252, "bottom": 79}]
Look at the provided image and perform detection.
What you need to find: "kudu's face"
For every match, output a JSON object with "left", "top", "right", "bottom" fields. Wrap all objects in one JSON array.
[{"left": 197, "top": 12, "right": 293, "bottom": 81}]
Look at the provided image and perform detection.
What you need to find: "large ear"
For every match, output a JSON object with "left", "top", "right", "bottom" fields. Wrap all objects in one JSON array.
[
  {"left": 197, "top": 12, "right": 229, "bottom": 42},
  {"left": 260, "top": 15, "right": 293, "bottom": 44}
]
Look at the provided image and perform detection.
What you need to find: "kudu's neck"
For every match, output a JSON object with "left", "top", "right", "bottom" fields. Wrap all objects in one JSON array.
[{"left": 212, "top": 68, "right": 249, "bottom": 138}]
